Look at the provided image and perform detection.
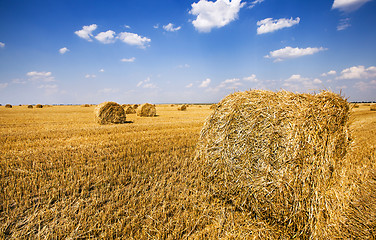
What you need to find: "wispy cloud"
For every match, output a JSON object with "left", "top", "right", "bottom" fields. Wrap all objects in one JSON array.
[
  {"left": 137, "top": 77, "right": 157, "bottom": 88},
  {"left": 265, "top": 46, "right": 327, "bottom": 62},
  {"left": 257, "top": 17, "right": 300, "bottom": 34},
  {"left": 337, "top": 18, "right": 351, "bottom": 31},
  {"left": 332, "top": 0, "right": 372, "bottom": 12},
  {"left": 190, "top": 0, "right": 245, "bottom": 33},
  {"left": 185, "top": 83, "right": 193, "bottom": 88},
  {"left": 27, "top": 71, "right": 55, "bottom": 82},
  {"left": 85, "top": 74, "right": 96, "bottom": 79},
  {"left": 121, "top": 57, "right": 136, "bottom": 62},
  {"left": 0, "top": 42, "right": 5, "bottom": 48},
  {"left": 0, "top": 83, "right": 8, "bottom": 89},
  {"left": 248, "top": 0, "right": 265, "bottom": 9},
  {"left": 163, "top": 23, "right": 181, "bottom": 32},
  {"left": 199, "top": 78, "right": 211, "bottom": 88}
]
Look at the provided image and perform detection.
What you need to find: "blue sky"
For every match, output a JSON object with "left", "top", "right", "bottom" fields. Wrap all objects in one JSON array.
[{"left": 0, "top": 0, "right": 375, "bottom": 104}]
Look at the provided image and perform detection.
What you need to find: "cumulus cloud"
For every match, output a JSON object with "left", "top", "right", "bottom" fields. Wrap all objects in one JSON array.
[
  {"left": 332, "top": 0, "right": 372, "bottom": 12},
  {"left": 186, "top": 83, "right": 193, "bottom": 88},
  {"left": 121, "top": 57, "right": 136, "bottom": 62},
  {"left": 257, "top": 17, "right": 300, "bottom": 34},
  {"left": 337, "top": 65, "right": 376, "bottom": 79},
  {"left": 59, "top": 47, "right": 69, "bottom": 54},
  {"left": 0, "top": 83, "right": 8, "bottom": 89},
  {"left": 95, "top": 30, "right": 116, "bottom": 44},
  {"left": 321, "top": 70, "right": 337, "bottom": 77},
  {"left": 27, "top": 71, "right": 55, "bottom": 82},
  {"left": 283, "top": 74, "right": 322, "bottom": 91},
  {"left": 117, "top": 32, "right": 151, "bottom": 48},
  {"left": 163, "top": 23, "right": 181, "bottom": 32},
  {"left": 265, "top": 46, "right": 327, "bottom": 62},
  {"left": 75, "top": 24, "right": 97, "bottom": 41},
  {"left": 0, "top": 42, "right": 5, "bottom": 48},
  {"left": 199, "top": 78, "right": 211, "bottom": 88},
  {"left": 190, "top": 0, "right": 245, "bottom": 33}
]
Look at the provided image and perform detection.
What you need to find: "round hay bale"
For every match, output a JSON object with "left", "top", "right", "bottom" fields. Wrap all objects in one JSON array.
[
  {"left": 370, "top": 104, "right": 376, "bottom": 111},
  {"left": 94, "top": 102, "right": 126, "bottom": 125},
  {"left": 178, "top": 104, "right": 187, "bottom": 111},
  {"left": 35, "top": 104, "right": 43, "bottom": 108},
  {"left": 81, "top": 104, "right": 90, "bottom": 107},
  {"left": 195, "top": 90, "right": 351, "bottom": 237},
  {"left": 27, "top": 105, "right": 33, "bottom": 108},
  {"left": 124, "top": 106, "right": 136, "bottom": 114},
  {"left": 132, "top": 104, "right": 139, "bottom": 109},
  {"left": 137, "top": 103, "right": 156, "bottom": 117},
  {"left": 5, "top": 104, "right": 12, "bottom": 108}
]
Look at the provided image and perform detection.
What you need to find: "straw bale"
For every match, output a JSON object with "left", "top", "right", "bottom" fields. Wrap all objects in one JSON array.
[
  {"left": 370, "top": 104, "right": 376, "bottom": 111},
  {"left": 195, "top": 90, "right": 351, "bottom": 238},
  {"left": 5, "top": 104, "right": 12, "bottom": 108},
  {"left": 35, "top": 104, "right": 43, "bottom": 108},
  {"left": 178, "top": 104, "right": 187, "bottom": 111},
  {"left": 132, "top": 104, "right": 139, "bottom": 109},
  {"left": 124, "top": 106, "right": 136, "bottom": 114},
  {"left": 137, "top": 103, "right": 156, "bottom": 117},
  {"left": 94, "top": 102, "right": 126, "bottom": 125},
  {"left": 81, "top": 104, "right": 90, "bottom": 107},
  {"left": 27, "top": 105, "right": 33, "bottom": 108}
]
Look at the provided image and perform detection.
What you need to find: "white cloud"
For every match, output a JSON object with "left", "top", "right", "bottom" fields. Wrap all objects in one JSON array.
[
  {"left": 137, "top": 77, "right": 157, "bottom": 88},
  {"left": 27, "top": 71, "right": 55, "bottom": 82},
  {"left": 99, "top": 88, "right": 119, "bottom": 94},
  {"left": 257, "top": 17, "right": 300, "bottom": 34},
  {"left": 321, "top": 70, "right": 337, "bottom": 77},
  {"left": 0, "top": 83, "right": 8, "bottom": 89},
  {"left": 59, "top": 47, "right": 69, "bottom": 54},
  {"left": 337, "top": 65, "right": 376, "bottom": 79},
  {"left": 99, "top": 69, "right": 105, "bottom": 72},
  {"left": 124, "top": 25, "right": 131, "bottom": 29},
  {"left": 283, "top": 74, "right": 323, "bottom": 91},
  {"left": 117, "top": 32, "right": 151, "bottom": 48},
  {"left": 85, "top": 74, "right": 96, "bottom": 78},
  {"left": 186, "top": 83, "right": 193, "bottom": 88},
  {"left": 0, "top": 42, "right": 5, "bottom": 48},
  {"left": 190, "top": 0, "right": 245, "bottom": 33},
  {"left": 95, "top": 30, "right": 116, "bottom": 44},
  {"left": 199, "top": 78, "right": 211, "bottom": 87},
  {"left": 265, "top": 46, "right": 327, "bottom": 62},
  {"left": 337, "top": 18, "right": 351, "bottom": 31},
  {"left": 121, "top": 57, "right": 136, "bottom": 62},
  {"left": 243, "top": 74, "right": 258, "bottom": 82},
  {"left": 248, "top": 0, "right": 265, "bottom": 8},
  {"left": 332, "top": 0, "right": 372, "bottom": 12},
  {"left": 75, "top": 24, "right": 97, "bottom": 41},
  {"left": 163, "top": 23, "right": 181, "bottom": 32},
  {"left": 153, "top": 24, "right": 160, "bottom": 29}
]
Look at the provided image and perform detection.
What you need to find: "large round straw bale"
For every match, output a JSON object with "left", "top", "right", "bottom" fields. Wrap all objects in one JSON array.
[
  {"left": 132, "top": 104, "right": 139, "bottom": 109},
  {"left": 27, "top": 105, "right": 33, "bottom": 108},
  {"left": 5, "top": 104, "right": 12, "bottom": 108},
  {"left": 94, "top": 102, "right": 126, "bottom": 124},
  {"left": 195, "top": 90, "right": 351, "bottom": 238},
  {"left": 35, "top": 104, "right": 43, "bottom": 108},
  {"left": 370, "top": 103, "right": 376, "bottom": 111},
  {"left": 124, "top": 106, "right": 136, "bottom": 114},
  {"left": 178, "top": 104, "right": 187, "bottom": 111},
  {"left": 137, "top": 103, "right": 156, "bottom": 117}
]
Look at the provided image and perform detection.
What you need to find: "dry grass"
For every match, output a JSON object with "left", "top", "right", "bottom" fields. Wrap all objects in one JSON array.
[
  {"left": 370, "top": 104, "right": 376, "bottom": 111},
  {"left": 94, "top": 102, "right": 126, "bottom": 125},
  {"left": 0, "top": 96, "right": 375, "bottom": 239}
]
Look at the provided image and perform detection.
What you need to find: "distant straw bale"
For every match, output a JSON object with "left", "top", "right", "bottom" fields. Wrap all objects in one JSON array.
[
  {"left": 195, "top": 90, "right": 351, "bottom": 238},
  {"left": 137, "top": 103, "right": 156, "bottom": 117},
  {"left": 124, "top": 106, "right": 136, "bottom": 114},
  {"left": 27, "top": 105, "right": 33, "bottom": 109},
  {"left": 82, "top": 104, "right": 90, "bottom": 107},
  {"left": 132, "top": 104, "right": 139, "bottom": 109},
  {"left": 94, "top": 102, "right": 126, "bottom": 125},
  {"left": 5, "top": 104, "right": 12, "bottom": 108},
  {"left": 35, "top": 104, "right": 43, "bottom": 108},
  {"left": 178, "top": 104, "right": 187, "bottom": 111},
  {"left": 370, "top": 104, "right": 376, "bottom": 111}
]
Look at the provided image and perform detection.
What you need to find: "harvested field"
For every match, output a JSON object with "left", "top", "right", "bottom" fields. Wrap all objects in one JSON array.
[{"left": 0, "top": 100, "right": 375, "bottom": 239}]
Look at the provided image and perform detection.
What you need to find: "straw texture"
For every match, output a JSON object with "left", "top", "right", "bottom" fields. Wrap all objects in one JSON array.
[{"left": 94, "top": 102, "right": 126, "bottom": 125}]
